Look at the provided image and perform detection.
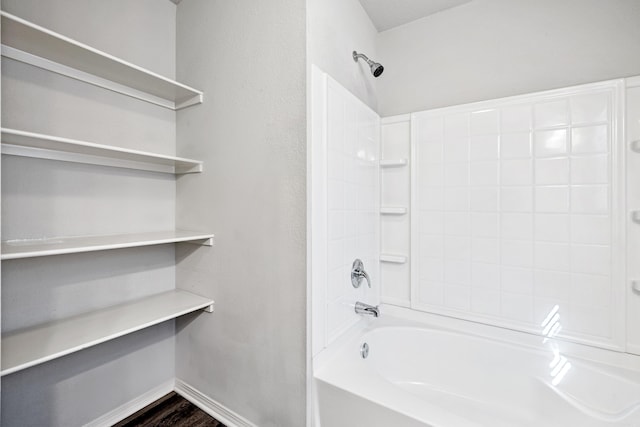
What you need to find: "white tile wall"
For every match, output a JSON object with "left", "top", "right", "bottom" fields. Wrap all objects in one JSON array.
[
  {"left": 323, "top": 77, "right": 380, "bottom": 345},
  {"left": 625, "top": 79, "right": 640, "bottom": 355},
  {"left": 412, "top": 80, "right": 625, "bottom": 349}
]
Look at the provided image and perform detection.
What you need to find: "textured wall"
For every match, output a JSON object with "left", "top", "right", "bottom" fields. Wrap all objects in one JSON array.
[
  {"left": 377, "top": 0, "right": 640, "bottom": 116},
  {"left": 307, "top": 0, "right": 379, "bottom": 111},
  {"left": 175, "top": 1, "right": 307, "bottom": 426}
]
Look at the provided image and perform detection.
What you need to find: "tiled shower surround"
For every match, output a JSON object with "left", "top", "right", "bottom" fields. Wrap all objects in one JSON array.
[
  {"left": 412, "top": 80, "right": 625, "bottom": 349},
  {"left": 323, "top": 75, "right": 380, "bottom": 346}
]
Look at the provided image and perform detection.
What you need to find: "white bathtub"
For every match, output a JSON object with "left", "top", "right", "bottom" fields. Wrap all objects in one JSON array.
[{"left": 314, "top": 312, "right": 640, "bottom": 427}]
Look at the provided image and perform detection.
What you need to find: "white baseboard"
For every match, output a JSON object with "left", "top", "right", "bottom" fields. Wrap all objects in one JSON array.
[
  {"left": 84, "top": 379, "right": 175, "bottom": 427},
  {"left": 174, "top": 379, "right": 257, "bottom": 427}
]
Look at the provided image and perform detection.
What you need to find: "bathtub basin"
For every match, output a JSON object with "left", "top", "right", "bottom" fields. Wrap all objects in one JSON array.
[{"left": 314, "top": 315, "right": 640, "bottom": 427}]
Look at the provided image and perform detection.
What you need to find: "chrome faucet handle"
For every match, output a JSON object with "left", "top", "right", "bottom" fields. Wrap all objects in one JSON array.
[{"left": 351, "top": 259, "right": 371, "bottom": 288}]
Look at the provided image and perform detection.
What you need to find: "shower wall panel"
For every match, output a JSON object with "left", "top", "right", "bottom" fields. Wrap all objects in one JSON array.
[
  {"left": 411, "top": 80, "right": 625, "bottom": 350},
  {"left": 326, "top": 76, "right": 380, "bottom": 344},
  {"left": 626, "top": 76, "right": 640, "bottom": 355},
  {"left": 311, "top": 68, "right": 380, "bottom": 354}
]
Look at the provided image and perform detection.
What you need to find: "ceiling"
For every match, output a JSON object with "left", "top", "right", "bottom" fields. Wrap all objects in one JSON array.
[
  {"left": 169, "top": 0, "right": 471, "bottom": 32},
  {"left": 358, "top": 0, "right": 473, "bottom": 32}
]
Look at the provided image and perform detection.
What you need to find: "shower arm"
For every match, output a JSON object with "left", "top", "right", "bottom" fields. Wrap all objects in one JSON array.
[
  {"left": 353, "top": 51, "right": 371, "bottom": 64},
  {"left": 352, "top": 50, "right": 384, "bottom": 77}
]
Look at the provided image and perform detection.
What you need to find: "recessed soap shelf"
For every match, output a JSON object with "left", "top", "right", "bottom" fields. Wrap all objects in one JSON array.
[
  {"left": 380, "top": 206, "right": 408, "bottom": 215},
  {"left": 380, "top": 158, "right": 408, "bottom": 168},
  {"left": 380, "top": 254, "right": 407, "bottom": 264}
]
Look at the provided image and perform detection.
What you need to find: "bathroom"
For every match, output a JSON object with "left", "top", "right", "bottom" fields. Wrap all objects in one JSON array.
[{"left": 1, "top": 0, "right": 640, "bottom": 426}]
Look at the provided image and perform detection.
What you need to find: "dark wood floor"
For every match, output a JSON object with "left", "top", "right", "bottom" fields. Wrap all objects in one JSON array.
[{"left": 113, "top": 392, "right": 226, "bottom": 427}]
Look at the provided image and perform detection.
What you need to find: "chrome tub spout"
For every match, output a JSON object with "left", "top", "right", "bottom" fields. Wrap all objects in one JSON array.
[{"left": 355, "top": 301, "right": 380, "bottom": 317}]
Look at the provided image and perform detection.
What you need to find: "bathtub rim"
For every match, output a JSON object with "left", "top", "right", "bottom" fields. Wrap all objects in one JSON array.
[
  {"left": 313, "top": 306, "right": 640, "bottom": 426},
  {"left": 376, "top": 304, "right": 640, "bottom": 372},
  {"left": 315, "top": 305, "right": 640, "bottom": 375}
]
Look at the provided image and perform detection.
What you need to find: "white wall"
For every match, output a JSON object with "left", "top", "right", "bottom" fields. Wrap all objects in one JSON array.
[
  {"left": 307, "top": 0, "right": 380, "bottom": 111},
  {"left": 175, "top": 1, "right": 307, "bottom": 426},
  {"left": 1, "top": 1, "right": 178, "bottom": 425},
  {"left": 377, "top": 0, "right": 640, "bottom": 117}
]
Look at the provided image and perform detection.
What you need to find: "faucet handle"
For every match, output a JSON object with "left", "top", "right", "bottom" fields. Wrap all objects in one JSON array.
[{"left": 351, "top": 259, "right": 371, "bottom": 288}]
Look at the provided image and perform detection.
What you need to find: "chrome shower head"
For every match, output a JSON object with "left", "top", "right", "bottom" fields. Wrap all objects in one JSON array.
[{"left": 353, "top": 51, "right": 384, "bottom": 78}]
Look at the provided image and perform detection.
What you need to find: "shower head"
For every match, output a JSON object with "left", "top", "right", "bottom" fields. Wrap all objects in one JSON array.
[{"left": 353, "top": 51, "right": 384, "bottom": 78}]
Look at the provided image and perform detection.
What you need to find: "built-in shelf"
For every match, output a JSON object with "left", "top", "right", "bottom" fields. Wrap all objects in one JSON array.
[
  {"left": 1, "top": 11, "right": 203, "bottom": 110},
  {"left": 1, "top": 230, "right": 214, "bottom": 260},
  {"left": 1, "top": 128, "right": 203, "bottom": 174},
  {"left": 380, "top": 206, "right": 408, "bottom": 215},
  {"left": 380, "top": 254, "right": 408, "bottom": 264},
  {"left": 1, "top": 290, "right": 214, "bottom": 376},
  {"left": 380, "top": 158, "right": 408, "bottom": 168}
]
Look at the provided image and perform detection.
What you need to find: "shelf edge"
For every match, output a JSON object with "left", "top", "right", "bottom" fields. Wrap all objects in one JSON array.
[
  {"left": 380, "top": 206, "right": 408, "bottom": 215},
  {"left": 1, "top": 128, "right": 204, "bottom": 174},
  {"left": 380, "top": 158, "right": 409, "bottom": 167},
  {"left": 1, "top": 231, "right": 215, "bottom": 260},
  {"left": 380, "top": 254, "right": 408, "bottom": 264},
  {"left": 1, "top": 10, "right": 204, "bottom": 110},
  {"left": 0, "top": 290, "right": 214, "bottom": 376}
]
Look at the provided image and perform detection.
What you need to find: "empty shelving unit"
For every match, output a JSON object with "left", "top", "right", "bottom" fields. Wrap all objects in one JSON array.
[{"left": 0, "top": 9, "right": 215, "bottom": 422}]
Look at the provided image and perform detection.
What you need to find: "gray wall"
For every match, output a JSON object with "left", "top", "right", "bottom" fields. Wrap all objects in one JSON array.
[
  {"left": 175, "top": 1, "right": 307, "bottom": 426},
  {"left": 377, "top": 0, "right": 640, "bottom": 116},
  {"left": 308, "top": 0, "right": 379, "bottom": 111},
  {"left": 1, "top": 1, "right": 178, "bottom": 425}
]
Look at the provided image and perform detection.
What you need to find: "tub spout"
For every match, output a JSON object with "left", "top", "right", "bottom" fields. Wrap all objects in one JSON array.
[{"left": 355, "top": 301, "right": 380, "bottom": 318}]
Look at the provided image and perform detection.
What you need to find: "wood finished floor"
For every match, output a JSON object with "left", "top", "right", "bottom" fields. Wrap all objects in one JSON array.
[{"left": 113, "top": 392, "right": 226, "bottom": 427}]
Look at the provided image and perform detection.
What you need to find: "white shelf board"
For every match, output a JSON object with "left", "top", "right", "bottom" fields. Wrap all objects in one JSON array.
[
  {"left": 1, "top": 230, "right": 214, "bottom": 260},
  {"left": 380, "top": 206, "right": 408, "bottom": 215},
  {"left": 380, "top": 254, "right": 408, "bottom": 264},
  {"left": 380, "top": 158, "right": 408, "bottom": 168},
  {"left": 1, "top": 12, "right": 203, "bottom": 110},
  {"left": 1, "top": 290, "right": 214, "bottom": 376},
  {"left": 1, "top": 128, "right": 203, "bottom": 174}
]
